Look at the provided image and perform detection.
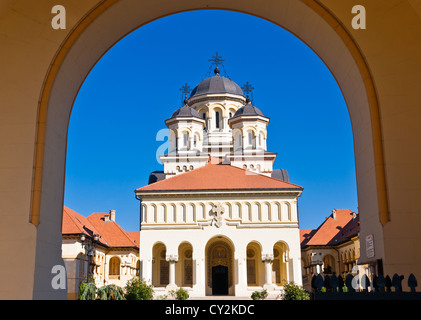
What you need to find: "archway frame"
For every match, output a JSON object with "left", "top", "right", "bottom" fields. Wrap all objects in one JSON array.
[
  {"left": 28, "top": 0, "right": 389, "bottom": 298},
  {"left": 31, "top": 0, "right": 387, "bottom": 227},
  {"left": 205, "top": 236, "right": 235, "bottom": 295}
]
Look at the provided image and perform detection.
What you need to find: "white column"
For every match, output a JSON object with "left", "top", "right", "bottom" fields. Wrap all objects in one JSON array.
[
  {"left": 265, "top": 261, "right": 272, "bottom": 285},
  {"left": 166, "top": 254, "right": 178, "bottom": 289},
  {"left": 169, "top": 261, "right": 175, "bottom": 285}
]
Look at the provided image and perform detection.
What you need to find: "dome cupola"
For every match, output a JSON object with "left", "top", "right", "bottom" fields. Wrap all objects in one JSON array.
[
  {"left": 189, "top": 69, "right": 245, "bottom": 100},
  {"left": 232, "top": 98, "right": 265, "bottom": 118},
  {"left": 170, "top": 100, "right": 201, "bottom": 119}
]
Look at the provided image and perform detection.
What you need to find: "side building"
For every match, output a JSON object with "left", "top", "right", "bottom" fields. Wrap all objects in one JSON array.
[
  {"left": 62, "top": 206, "right": 139, "bottom": 299},
  {"left": 300, "top": 209, "right": 368, "bottom": 292}
]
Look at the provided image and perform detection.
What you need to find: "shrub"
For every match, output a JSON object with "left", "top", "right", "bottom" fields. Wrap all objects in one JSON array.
[
  {"left": 78, "top": 282, "right": 97, "bottom": 300},
  {"left": 251, "top": 289, "right": 268, "bottom": 300},
  {"left": 97, "top": 284, "right": 125, "bottom": 300},
  {"left": 170, "top": 287, "right": 190, "bottom": 300},
  {"left": 281, "top": 281, "right": 310, "bottom": 300},
  {"left": 124, "top": 277, "right": 154, "bottom": 300}
]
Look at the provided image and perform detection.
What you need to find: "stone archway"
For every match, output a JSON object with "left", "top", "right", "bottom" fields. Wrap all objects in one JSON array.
[
  {"left": 205, "top": 237, "right": 235, "bottom": 296},
  {"left": 3, "top": 0, "right": 421, "bottom": 298}
]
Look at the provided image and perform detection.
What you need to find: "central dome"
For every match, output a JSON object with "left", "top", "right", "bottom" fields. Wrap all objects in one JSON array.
[{"left": 189, "top": 71, "right": 245, "bottom": 99}]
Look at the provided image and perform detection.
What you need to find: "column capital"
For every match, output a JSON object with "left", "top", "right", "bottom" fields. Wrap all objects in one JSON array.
[
  {"left": 262, "top": 253, "right": 274, "bottom": 262},
  {"left": 166, "top": 254, "right": 178, "bottom": 263}
]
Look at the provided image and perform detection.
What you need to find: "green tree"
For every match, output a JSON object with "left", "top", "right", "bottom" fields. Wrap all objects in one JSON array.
[{"left": 124, "top": 277, "right": 154, "bottom": 300}]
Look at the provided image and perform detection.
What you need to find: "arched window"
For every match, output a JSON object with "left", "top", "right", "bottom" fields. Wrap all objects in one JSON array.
[
  {"left": 109, "top": 257, "right": 120, "bottom": 277},
  {"left": 183, "top": 132, "right": 190, "bottom": 149},
  {"left": 152, "top": 244, "right": 168, "bottom": 287},
  {"left": 246, "top": 242, "right": 263, "bottom": 286},
  {"left": 215, "top": 111, "right": 220, "bottom": 129},
  {"left": 178, "top": 243, "right": 193, "bottom": 287},
  {"left": 273, "top": 242, "right": 289, "bottom": 285},
  {"left": 247, "top": 131, "right": 256, "bottom": 148}
]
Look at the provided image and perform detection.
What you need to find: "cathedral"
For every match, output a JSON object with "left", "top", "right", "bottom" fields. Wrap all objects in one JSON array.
[{"left": 135, "top": 55, "right": 303, "bottom": 297}]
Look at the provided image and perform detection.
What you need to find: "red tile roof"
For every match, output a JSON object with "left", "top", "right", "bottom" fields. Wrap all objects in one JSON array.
[
  {"left": 136, "top": 162, "right": 303, "bottom": 192},
  {"left": 62, "top": 206, "right": 101, "bottom": 237},
  {"left": 300, "top": 229, "right": 317, "bottom": 247},
  {"left": 87, "top": 212, "right": 139, "bottom": 248},
  {"left": 300, "top": 209, "right": 359, "bottom": 247},
  {"left": 62, "top": 206, "right": 139, "bottom": 249}
]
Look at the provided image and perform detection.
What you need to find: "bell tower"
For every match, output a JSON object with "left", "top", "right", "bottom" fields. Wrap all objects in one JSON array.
[{"left": 227, "top": 92, "right": 276, "bottom": 177}]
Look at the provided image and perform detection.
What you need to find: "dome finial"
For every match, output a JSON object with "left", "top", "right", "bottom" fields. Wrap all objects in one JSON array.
[
  {"left": 242, "top": 81, "right": 254, "bottom": 103},
  {"left": 179, "top": 83, "right": 191, "bottom": 105},
  {"left": 209, "top": 52, "right": 225, "bottom": 76}
]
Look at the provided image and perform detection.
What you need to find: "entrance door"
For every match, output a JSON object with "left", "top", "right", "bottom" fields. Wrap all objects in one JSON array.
[{"left": 212, "top": 265, "right": 228, "bottom": 295}]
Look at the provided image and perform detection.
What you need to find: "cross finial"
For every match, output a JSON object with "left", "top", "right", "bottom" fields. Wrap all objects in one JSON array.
[
  {"left": 242, "top": 82, "right": 254, "bottom": 99},
  {"left": 209, "top": 52, "right": 226, "bottom": 74},
  {"left": 179, "top": 83, "right": 191, "bottom": 103}
]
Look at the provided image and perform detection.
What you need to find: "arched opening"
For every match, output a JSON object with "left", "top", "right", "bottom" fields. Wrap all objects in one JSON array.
[
  {"left": 108, "top": 256, "right": 121, "bottom": 279},
  {"left": 322, "top": 254, "right": 336, "bottom": 275},
  {"left": 246, "top": 242, "right": 264, "bottom": 287},
  {"left": 273, "top": 242, "right": 289, "bottom": 286},
  {"left": 14, "top": 0, "right": 399, "bottom": 299},
  {"left": 205, "top": 236, "right": 235, "bottom": 296},
  {"left": 177, "top": 242, "right": 193, "bottom": 287},
  {"left": 152, "top": 243, "right": 168, "bottom": 287}
]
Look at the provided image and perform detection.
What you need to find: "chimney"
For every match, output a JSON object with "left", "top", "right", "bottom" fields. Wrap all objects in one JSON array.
[
  {"left": 332, "top": 209, "right": 337, "bottom": 220},
  {"left": 109, "top": 209, "right": 116, "bottom": 222}
]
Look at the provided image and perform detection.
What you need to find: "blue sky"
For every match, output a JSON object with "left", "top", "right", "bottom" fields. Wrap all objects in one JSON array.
[{"left": 64, "top": 10, "right": 357, "bottom": 232}]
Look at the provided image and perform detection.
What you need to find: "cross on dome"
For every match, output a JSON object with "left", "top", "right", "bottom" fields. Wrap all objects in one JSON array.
[
  {"left": 242, "top": 81, "right": 254, "bottom": 99},
  {"left": 179, "top": 83, "right": 191, "bottom": 103},
  {"left": 209, "top": 52, "right": 226, "bottom": 75}
]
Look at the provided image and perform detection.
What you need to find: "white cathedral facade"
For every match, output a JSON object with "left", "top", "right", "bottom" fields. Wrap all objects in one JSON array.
[{"left": 135, "top": 61, "right": 303, "bottom": 298}]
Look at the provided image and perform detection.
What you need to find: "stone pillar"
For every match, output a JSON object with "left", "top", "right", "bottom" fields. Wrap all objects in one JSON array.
[
  {"left": 262, "top": 253, "right": 274, "bottom": 289},
  {"left": 166, "top": 254, "right": 178, "bottom": 290}
]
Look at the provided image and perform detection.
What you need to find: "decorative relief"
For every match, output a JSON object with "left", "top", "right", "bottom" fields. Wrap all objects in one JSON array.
[{"left": 211, "top": 202, "right": 225, "bottom": 228}]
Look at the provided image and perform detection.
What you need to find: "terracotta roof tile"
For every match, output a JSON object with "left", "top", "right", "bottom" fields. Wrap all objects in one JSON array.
[
  {"left": 62, "top": 206, "right": 100, "bottom": 238},
  {"left": 136, "top": 163, "right": 303, "bottom": 192},
  {"left": 87, "top": 212, "right": 139, "bottom": 248},
  {"left": 62, "top": 206, "right": 138, "bottom": 249},
  {"left": 300, "top": 229, "right": 317, "bottom": 248},
  {"left": 301, "top": 209, "right": 359, "bottom": 247}
]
